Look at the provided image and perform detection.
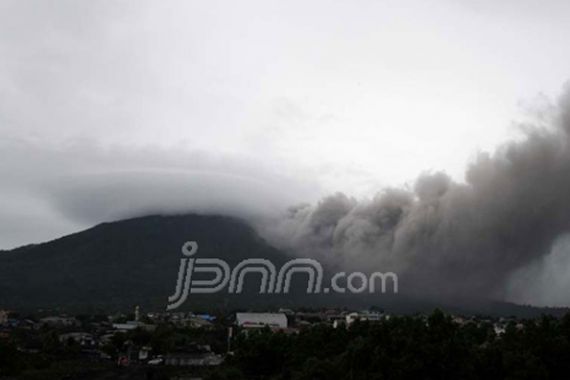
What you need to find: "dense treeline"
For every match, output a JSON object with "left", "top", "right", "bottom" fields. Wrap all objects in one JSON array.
[{"left": 211, "top": 310, "right": 570, "bottom": 380}]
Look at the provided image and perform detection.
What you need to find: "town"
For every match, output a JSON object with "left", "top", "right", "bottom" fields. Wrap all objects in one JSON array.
[{"left": 0, "top": 306, "right": 563, "bottom": 380}]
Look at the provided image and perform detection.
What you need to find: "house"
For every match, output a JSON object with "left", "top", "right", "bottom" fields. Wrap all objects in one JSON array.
[
  {"left": 345, "top": 311, "right": 383, "bottom": 325},
  {"left": 195, "top": 313, "right": 215, "bottom": 322},
  {"left": 186, "top": 317, "right": 214, "bottom": 329},
  {"left": 236, "top": 313, "right": 288, "bottom": 329},
  {"left": 112, "top": 320, "right": 155, "bottom": 332},
  {"left": 112, "top": 322, "right": 140, "bottom": 331}
]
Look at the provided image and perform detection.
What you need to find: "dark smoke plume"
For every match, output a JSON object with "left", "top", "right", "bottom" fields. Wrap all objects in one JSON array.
[{"left": 259, "top": 86, "right": 570, "bottom": 300}]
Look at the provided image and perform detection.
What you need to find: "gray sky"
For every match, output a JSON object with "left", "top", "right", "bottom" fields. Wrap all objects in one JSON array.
[{"left": 2, "top": 1, "right": 570, "bottom": 307}]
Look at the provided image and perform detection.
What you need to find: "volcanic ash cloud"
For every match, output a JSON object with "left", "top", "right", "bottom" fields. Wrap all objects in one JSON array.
[{"left": 259, "top": 87, "right": 570, "bottom": 301}]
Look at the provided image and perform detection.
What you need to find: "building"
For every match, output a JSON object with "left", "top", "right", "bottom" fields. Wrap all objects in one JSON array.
[
  {"left": 112, "top": 322, "right": 140, "bottom": 331},
  {"left": 236, "top": 313, "right": 288, "bottom": 329},
  {"left": 112, "top": 320, "right": 155, "bottom": 332},
  {"left": 186, "top": 317, "right": 214, "bottom": 329},
  {"left": 345, "top": 311, "right": 383, "bottom": 325}
]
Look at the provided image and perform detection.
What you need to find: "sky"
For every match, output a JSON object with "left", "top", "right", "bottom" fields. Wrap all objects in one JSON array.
[{"left": 2, "top": 1, "right": 570, "bottom": 304}]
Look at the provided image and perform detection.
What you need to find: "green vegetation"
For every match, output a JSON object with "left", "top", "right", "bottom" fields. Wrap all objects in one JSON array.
[{"left": 210, "top": 310, "right": 570, "bottom": 380}]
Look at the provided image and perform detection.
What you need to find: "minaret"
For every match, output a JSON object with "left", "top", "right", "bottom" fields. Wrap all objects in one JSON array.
[{"left": 135, "top": 305, "right": 140, "bottom": 322}]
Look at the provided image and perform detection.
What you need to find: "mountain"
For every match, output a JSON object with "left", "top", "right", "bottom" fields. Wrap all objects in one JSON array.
[
  {"left": 0, "top": 214, "right": 567, "bottom": 317},
  {"left": 0, "top": 214, "right": 298, "bottom": 312}
]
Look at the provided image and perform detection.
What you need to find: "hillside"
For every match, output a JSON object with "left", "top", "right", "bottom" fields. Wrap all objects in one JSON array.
[{"left": 0, "top": 214, "right": 298, "bottom": 312}]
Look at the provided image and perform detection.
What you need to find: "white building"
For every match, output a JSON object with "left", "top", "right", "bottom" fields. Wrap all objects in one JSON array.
[
  {"left": 236, "top": 313, "right": 287, "bottom": 329},
  {"left": 345, "top": 311, "right": 383, "bottom": 325}
]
